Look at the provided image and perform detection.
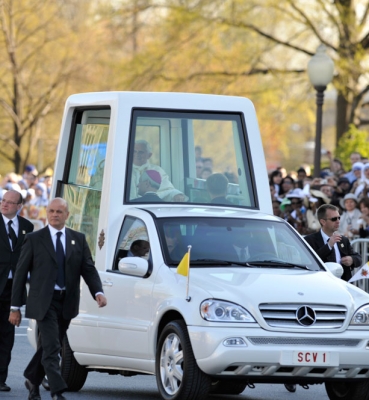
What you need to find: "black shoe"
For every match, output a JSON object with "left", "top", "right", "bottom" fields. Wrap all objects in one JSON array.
[
  {"left": 41, "top": 376, "right": 50, "bottom": 391},
  {"left": 0, "top": 382, "right": 11, "bottom": 391},
  {"left": 284, "top": 383, "right": 296, "bottom": 393},
  {"left": 52, "top": 394, "right": 66, "bottom": 400},
  {"left": 25, "top": 379, "right": 41, "bottom": 400}
]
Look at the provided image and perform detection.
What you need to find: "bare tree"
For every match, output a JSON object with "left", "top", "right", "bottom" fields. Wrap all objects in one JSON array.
[
  {"left": 111, "top": 0, "right": 369, "bottom": 145},
  {"left": 214, "top": 0, "right": 369, "bottom": 145},
  {"left": 0, "top": 0, "right": 90, "bottom": 173}
]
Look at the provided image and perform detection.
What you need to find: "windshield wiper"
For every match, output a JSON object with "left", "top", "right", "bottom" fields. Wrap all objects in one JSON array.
[
  {"left": 246, "top": 260, "right": 311, "bottom": 270},
  {"left": 190, "top": 259, "right": 252, "bottom": 267}
]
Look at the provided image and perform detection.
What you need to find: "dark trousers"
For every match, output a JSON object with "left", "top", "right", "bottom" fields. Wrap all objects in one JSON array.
[
  {"left": 24, "top": 291, "right": 70, "bottom": 396},
  {"left": 0, "top": 280, "right": 15, "bottom": 384}
]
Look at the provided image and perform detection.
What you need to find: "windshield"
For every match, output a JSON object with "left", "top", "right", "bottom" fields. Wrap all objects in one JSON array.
[
  {"left": 126, "top": 110, "right": 256, "bottom": 208},
  {"left": 157, "top": 217, "right": 323, "bottom": 271}
]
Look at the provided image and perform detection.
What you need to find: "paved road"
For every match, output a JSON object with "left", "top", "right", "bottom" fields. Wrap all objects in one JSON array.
[{"left": 4, "top": 316, "right": 329, "bottom": 400}]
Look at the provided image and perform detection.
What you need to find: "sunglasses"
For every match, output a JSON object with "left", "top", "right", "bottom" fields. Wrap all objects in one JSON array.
[
  {"left": 324, "top": 216, "right": 340, "bottom": 222},
  {"left": 291, "top": 201, "right": 301, "bottom": 205}
]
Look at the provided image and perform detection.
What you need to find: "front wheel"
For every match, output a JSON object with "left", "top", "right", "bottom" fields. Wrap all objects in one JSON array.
[
  {"left": 61, "top": 335, "right": 88, "bottom": 392},
  {"left": 325, "top": 380, "right": 369, "bottom": 400},
  {"left": 156, "top": 320, "right": 211, "bottom": 400}
]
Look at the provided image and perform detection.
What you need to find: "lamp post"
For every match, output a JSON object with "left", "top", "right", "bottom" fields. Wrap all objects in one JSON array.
[{"left": 307, "top": 44, "right": 334, "bottom": 178}]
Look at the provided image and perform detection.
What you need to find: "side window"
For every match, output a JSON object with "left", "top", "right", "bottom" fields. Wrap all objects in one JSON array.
[
  {"left": 113, "top": 217, "right": 150, "bottom": 270},
  {"left": 60, "top": 108, "right": 110, "bottom": 260},
  {"left": 69, "top": 122, "right": 109, "bottom": 189}
]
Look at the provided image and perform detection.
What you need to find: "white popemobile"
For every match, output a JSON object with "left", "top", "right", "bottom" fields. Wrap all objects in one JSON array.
[{"left": 28, "top": 92, "right": 369, "bottom": 400}]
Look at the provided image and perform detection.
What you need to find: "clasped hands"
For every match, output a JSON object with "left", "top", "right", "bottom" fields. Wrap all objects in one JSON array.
[{"left": 327, "top": 232, "right": 353, "bottom": 267}]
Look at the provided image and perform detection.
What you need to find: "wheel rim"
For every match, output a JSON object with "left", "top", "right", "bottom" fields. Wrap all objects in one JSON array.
[{"left": 159, "top": 332, "right": 184, "bottom": 395}]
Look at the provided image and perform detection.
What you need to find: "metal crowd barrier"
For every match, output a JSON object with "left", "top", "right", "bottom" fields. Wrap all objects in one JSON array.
[{"left": 350, "top": 238, "right": 369, "bottom": 293}]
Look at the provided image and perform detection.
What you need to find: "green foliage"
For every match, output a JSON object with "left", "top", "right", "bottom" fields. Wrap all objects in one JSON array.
[{"left": 335, "top": 125, "right": 369, "bottom": 170}]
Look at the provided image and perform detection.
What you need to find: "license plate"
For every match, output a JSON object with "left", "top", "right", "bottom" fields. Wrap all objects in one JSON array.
[{"left": 293, "top": 351, "right": 330, "bottom": 365}]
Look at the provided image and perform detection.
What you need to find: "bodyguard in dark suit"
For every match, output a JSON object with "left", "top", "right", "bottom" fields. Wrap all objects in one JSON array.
[
  {"left": 9, "top": 198, "right": 107, "bottom": 400},
  {"left": 206, "top": 173, "right": 233, "bottom": 205},
  {"left": 0, "top": 190, "right": 34, "bottom": 392},
  {"left": 304, "top": 204, "right": 361, "bottom": 281}
]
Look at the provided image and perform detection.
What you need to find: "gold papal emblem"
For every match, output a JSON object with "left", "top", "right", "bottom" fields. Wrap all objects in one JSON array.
[{"left": 98, "top": 229, "right": 105, "bottom": 250}]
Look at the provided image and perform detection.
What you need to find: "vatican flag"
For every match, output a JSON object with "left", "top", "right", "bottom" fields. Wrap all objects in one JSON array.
[
  {"left": 176, "top": 246, "right": 192, "bottom": 301},
  {"left": 177, "top": 250, "right": 190, "bottom": 276},
  {"left": 349, "top": 262, "right": 369, "bottom": 283}
]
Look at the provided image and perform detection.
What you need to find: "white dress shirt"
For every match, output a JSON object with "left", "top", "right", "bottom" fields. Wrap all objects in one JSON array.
[{"left": 48, "top": 225, "right": 66, "bottom": 290}]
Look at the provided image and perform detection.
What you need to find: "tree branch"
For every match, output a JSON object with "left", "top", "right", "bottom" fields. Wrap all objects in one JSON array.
[{"left": 216, "top": 17, "right": 320, "bottom": 56}]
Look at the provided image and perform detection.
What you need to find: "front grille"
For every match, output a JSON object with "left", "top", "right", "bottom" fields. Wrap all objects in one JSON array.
[
  {"left": 248, "top": 337, "right": 360, "bottom": 347},
  {"left": 259, "top": 303, "right": 347, "bottom": 329}
]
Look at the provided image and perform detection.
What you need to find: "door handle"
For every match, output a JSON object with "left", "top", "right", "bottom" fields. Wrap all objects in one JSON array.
[{"left": 102, "top": 281, "right": 113, "bottom": 287}]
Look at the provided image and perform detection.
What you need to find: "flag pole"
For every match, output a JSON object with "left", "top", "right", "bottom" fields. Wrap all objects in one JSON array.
[{"left": 186, "top": 245, "right": 191, "bottom": 302}]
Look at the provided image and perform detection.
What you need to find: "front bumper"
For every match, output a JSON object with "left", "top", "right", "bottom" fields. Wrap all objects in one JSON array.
[{"left": 188, "top": 326, "right": 369, "bottom": 382}]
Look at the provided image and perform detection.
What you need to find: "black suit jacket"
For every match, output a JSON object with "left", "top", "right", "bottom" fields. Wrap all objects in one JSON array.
[
  {"left": 11, "top": 226, "right": 103, "bottom": 320},
  {"left": 132, "top": 192, "right": 161, "bottom": 202},
  {"left": 210, "top": 196, "right": 233, "bottom": 205},
  {"left": 0, "top": 215, "right": 34, "bottom": 301},
  {"left": 304, "top": 230, "right": 362, "bottom": 281}
]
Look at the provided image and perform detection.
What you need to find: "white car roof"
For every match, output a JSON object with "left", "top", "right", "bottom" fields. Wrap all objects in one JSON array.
[{"left": 128, "top": 205, "right": 280, "bottom": 221}]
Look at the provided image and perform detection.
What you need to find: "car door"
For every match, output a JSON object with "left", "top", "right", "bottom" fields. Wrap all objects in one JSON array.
[{"left": 95, "top": 214, "right": 161, "bottom": 361}]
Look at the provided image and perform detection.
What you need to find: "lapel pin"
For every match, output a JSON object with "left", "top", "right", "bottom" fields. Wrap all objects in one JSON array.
[
  {"left": 71, "top": 240, "right": 75, "bottom": 245},
  {"left": 22, "top": 230, "right": 26, "bottom": 234},
  {"left": 340, "top": 244, "right": 344, "bottom": 248}
]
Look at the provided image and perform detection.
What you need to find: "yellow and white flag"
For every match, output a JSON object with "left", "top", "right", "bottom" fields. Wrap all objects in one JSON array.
[
  {"left": 349, "top": 262, "right": 369, "bottom": 283},
  {"left": 176, "top": 250, "right": 189, "bottom": 276},
  {"left": 176, "top": 246, "right": 192, "bottom": 301}
]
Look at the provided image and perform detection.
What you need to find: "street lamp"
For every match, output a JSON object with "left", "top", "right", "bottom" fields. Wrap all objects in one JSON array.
[{"left": 307, "top": 44, "right": 334, "bottom": 178}]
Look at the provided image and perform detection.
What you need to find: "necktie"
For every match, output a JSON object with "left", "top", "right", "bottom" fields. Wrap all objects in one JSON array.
[
  {"left": 8, "top": 220, "right": 17, "bottom": 249},
  {"left": 56, "top": 232, "right": 65, "bottom": 288},
  {"left": 327, "top": 238, "right": 337, "bottom": 262}
]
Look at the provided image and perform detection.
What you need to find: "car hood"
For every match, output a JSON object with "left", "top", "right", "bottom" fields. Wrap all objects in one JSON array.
[{"left": 188, "top": 267, "right": 369, "bottom": 313}]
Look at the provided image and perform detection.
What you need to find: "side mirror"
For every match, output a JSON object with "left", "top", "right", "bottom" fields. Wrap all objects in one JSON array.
[
  {"left": 325, "top": 262, "right": 343, "bottom": 278},
  {"left": 118, "top": 257, "right": 149, "bottom": 277}
]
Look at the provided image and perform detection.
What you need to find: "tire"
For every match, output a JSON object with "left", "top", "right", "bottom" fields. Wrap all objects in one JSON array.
[
  {"left": 61, "top": 335, "right": 88, "bottom": 392},
  {"left": 325, "top": 380, "right": 369, "bottom": 400},
  {"left": 210, "top": 380, "right": 247, "bottom": 395},
  {"left": 156, "top": 320, "right": 211, "bottom": 400}
]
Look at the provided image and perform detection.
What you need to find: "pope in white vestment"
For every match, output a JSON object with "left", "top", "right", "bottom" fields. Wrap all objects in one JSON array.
[{"left": 130, "top": 140, "right": 186, "bottom": 201}]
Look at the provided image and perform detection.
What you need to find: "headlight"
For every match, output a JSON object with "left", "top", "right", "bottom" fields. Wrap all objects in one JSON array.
[
  {"left": 200, "top": 299, "right": 256, "bottom": 323},
  {"left": 350, "top": 304, "right": 369, "bottom": 325}
]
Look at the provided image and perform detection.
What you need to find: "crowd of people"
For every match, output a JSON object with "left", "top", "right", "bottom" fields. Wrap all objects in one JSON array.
[
  {"left": 270, "top": 151, "right": 369, "bottom": 240},
  {"left": 0, "top": 165, "right": 53, "bottom": 227}
]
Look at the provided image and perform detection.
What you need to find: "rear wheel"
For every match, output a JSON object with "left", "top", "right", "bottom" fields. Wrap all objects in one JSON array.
[
  {"left": 61, "top": 335, "right": 88, "bottom": 392},
  {"left": 325, "top": 380, "right": 369, "bottom": 400},
  {"left": 156, "top": 320, "right": 211, "bottom": 400},
  {"left": 210, "top": 380, "right": 247, "bottom": 395}
]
